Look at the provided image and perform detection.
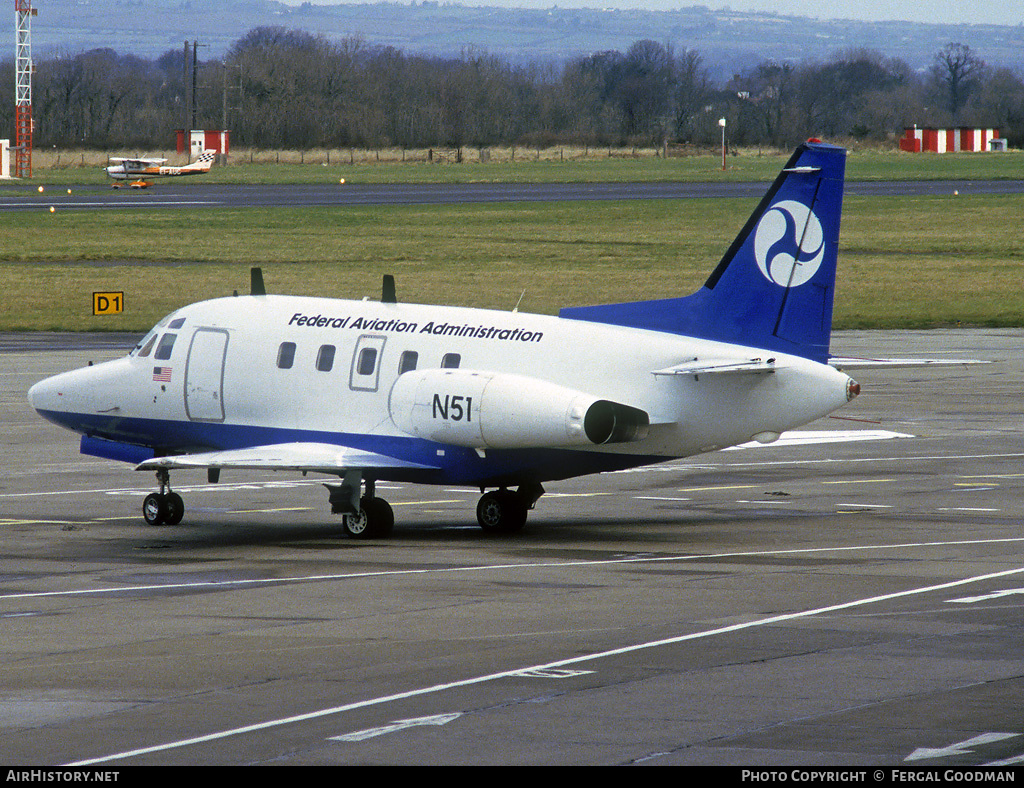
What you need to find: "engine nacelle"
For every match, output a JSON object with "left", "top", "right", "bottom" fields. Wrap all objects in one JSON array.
[{"left": 388, "top": 369, "right": 649, "bottom": 449}]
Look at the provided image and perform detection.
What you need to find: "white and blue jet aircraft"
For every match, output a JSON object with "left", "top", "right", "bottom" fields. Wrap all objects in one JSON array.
[{"left": 30, "top": 140, "right": 865, "bottom": 537}]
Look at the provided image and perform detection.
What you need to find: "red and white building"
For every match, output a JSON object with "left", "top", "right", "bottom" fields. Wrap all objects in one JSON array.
[
  {"left": 900, "top": 127, "right": 1002, "bottom": 153},
  {"left": 175, "top": 129, "right": 230, "bottom": 160}
]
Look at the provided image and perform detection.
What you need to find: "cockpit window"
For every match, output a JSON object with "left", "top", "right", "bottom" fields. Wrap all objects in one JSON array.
[
  {"left": 154, "top": 333, "right": 177, "bottom": 361},
  {"left": 136, "top": 333, "right": 158, "bottom": 358},
  {"left": 133, "top": 312, "right": 179, "bottom": 357}
]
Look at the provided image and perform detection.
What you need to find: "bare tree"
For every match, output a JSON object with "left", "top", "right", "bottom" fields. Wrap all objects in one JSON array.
[{"left": 931, "top": 42, "right": 986, "bottom": 121}]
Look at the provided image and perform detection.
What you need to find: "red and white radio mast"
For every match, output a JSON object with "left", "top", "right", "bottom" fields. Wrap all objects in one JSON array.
[{"left": 14, "top": 0, "right": 35, "bottom": 178}]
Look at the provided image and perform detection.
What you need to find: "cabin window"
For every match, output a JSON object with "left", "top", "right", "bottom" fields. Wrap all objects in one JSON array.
[
  {"left": 277, "top": 342, "right": 296, "bottom": 369},
  {"left": 153, "top": 333, "right": 177, "bottom": 360},
  {"left": 357, "top": 347, "right": 378, "bottom": 376},
  {"left": 441, "top": 353, "right": 461, "bottom": 369},
  {"left": 398, "top": 351, "right": 418, "bottom": 374},
  {"left": 316, "top": 344, "right": 336, "bottom": 372}
]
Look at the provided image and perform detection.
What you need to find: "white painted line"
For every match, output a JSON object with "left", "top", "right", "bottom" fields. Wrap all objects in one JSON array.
[
  {"left": 331, "top": 713, "right": 462, "bottom": 743},
  {"left": 949, "top": 588, "right": 1024, "bottom": 604},
  {"left": 8, "top": 537, "right": 1024, "bottom": 602},
  {"left": 64, "top": 562, "right": 1024, "bottom": 766},
  {"left": 906, "top": 732, "right": 1019, "bottom": 762}
]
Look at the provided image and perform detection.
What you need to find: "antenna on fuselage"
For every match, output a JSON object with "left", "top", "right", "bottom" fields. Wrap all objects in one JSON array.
[
  {"left": 382, "top": 274, "right": 397, "bottom": 303},
  {"left": 251, "top": 267, "right": 266, "bottom": 296}
]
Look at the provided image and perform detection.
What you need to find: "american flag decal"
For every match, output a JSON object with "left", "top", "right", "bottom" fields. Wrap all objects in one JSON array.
[{"left": 153, "top": 366, "right": 172, "bottom": 382}]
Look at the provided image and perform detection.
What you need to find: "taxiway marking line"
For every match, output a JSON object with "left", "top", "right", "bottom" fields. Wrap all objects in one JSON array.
[
  {"left": 65, "top": 562, "right": 1024, "bottom": 766},
  {"left": 8, "top": 537, "right": 1024, "bottom": 602},
  {"left": 0, "top": 201, "right": 220, "bottom": 209}
]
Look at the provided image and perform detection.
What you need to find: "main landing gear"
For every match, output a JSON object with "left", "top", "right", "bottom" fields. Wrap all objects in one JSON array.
[
  {"left": 143, "top": 469, "right": 184, "bottom": 525},
  {"left": 476, "top": 483, "right": 544, "bottom": 535},
  {"left": 324, "top": 474, "right": 545, "bottom": 538},
  {"left": 325, "top": 472, "right": 394, "bottom": 539}
]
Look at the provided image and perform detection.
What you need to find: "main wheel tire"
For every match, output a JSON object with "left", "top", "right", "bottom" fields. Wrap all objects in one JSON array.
[
  {"left": 343, "top": 496, "right": 395, "bottom": 539},
  {"left": 143, "top": 492, "right": 167, "bottom": 525},
  {"left": 363, "top": 496, "right": 395, "bottom": 538},
  {"left": 164, "top": 492, "right": 185, "bottom": 525},
  {"left": 476, "top": 490, "right": 528, "bottom": 534}
]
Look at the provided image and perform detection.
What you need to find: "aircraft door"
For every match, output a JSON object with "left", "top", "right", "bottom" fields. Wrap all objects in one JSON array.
[
  {"left": 184, "top": 328, "right": 229, "bottom": 422},
  {"left": 350, "top": 335, "right": 387, "bottom": 392}
]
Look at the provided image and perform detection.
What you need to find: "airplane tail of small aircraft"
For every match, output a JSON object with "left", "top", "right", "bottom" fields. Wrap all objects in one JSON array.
[
  {"left": 185, "top": 150, "right": 216, "bottom": 172},
  {"left": 560, "top": 140, "right": 846, "bottom": 363}
]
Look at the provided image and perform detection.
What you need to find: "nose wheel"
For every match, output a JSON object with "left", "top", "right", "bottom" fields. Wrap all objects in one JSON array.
[{"left": 143, "top": 470, "right": 185, "bottom": 525}]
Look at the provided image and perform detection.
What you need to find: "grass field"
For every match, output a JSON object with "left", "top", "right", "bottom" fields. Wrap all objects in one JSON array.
[{"left": 2, "top": 191, "right": 1021, "bottom": 333}]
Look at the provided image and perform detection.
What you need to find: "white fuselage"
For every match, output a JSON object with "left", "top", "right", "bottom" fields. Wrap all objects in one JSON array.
[{"left": 29, "top": 293, "right": 856, "bottom": 486}]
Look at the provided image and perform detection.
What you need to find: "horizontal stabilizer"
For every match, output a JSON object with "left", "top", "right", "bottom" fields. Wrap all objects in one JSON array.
[
  {"left": 136, "top": 442, "right": 439, "bottom": 475},
  {"left": 829, "top": 356, "right": 989, "bottom": 369},
  {"left": 652, "top": 357, "right": 783, "bottom": 377}
]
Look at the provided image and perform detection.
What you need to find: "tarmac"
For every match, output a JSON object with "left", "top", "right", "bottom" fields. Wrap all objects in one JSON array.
[{"left": 1, "top": 329, "right": 1022, "bottom": 766}]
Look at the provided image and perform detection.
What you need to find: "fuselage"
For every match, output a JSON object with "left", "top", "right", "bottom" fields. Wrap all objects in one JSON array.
[
  {"left": 28, "top": 293, "right": 856, "bottom": 487},
  {"left": 106, "top": 164, "right": 204, "bottom": 180}
]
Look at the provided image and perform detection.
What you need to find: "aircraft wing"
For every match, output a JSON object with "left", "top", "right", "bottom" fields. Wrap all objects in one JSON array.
[
  {"left": 109, "top": 157, "right": 166, "bottom": 165},
  {"left": 828, "top": 356, "right": 988, "bottom": 369},
  {"left": 135, "top": 442, "right": 440, "bottom": 475},
  {"left": 652, "top": 358, "right": 784, "bottom": 376}
]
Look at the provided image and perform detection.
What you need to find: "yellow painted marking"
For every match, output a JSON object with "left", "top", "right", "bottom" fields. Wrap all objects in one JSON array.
[{"left": 678, "top": 484, "right": 759, "bottom": 492}]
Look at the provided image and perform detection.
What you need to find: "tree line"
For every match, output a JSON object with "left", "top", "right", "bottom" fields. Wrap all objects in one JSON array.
[{"left": 3, "top": 28, "right": 1022, "bottom": 152}]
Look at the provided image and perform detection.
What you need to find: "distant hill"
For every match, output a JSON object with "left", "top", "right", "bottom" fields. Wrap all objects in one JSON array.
[{"left": 28, "top": 0, "right": 1024, "bottom": 77}]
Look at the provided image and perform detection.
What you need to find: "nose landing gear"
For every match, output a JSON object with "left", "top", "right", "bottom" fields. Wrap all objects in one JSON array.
[{"left": 143, "top": 469, "right": 185, "bottom": 525}]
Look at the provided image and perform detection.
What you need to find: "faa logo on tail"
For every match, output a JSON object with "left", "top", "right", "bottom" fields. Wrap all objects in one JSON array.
[{"left": 753, "top": 200, "right": 824, "bottom": 288}]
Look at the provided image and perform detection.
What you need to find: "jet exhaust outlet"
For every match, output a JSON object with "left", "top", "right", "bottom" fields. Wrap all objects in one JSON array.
[{"left": 583, "top": 400, "right": 650, "bottom": 444}]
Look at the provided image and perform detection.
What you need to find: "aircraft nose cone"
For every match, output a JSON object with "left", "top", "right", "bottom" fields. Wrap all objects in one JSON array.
[{"left": 28, "top": 376, "right": 59, "bottom": 413}]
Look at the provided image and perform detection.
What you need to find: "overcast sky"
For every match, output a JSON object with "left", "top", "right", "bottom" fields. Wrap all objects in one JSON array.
[{"left": 299, "top": 1, "right": 1023, "bottom": 27}]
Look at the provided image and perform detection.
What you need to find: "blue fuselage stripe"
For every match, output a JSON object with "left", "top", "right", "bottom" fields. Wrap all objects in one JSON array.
[{"left": 39, "top": 409, "right": 665, "bottom": 486}]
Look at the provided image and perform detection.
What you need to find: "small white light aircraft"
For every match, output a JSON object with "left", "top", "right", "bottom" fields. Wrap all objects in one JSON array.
[
  {"left": 33, "top": 140, "right": 869, "bottom": 536},
  {"left": 106, "top": 150, "right": 216, "bottom": 189}
]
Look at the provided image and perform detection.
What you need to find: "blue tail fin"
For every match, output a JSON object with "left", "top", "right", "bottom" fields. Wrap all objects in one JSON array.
[{"left": 559, "top": 141, "right": 846, "bottom": 363}]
